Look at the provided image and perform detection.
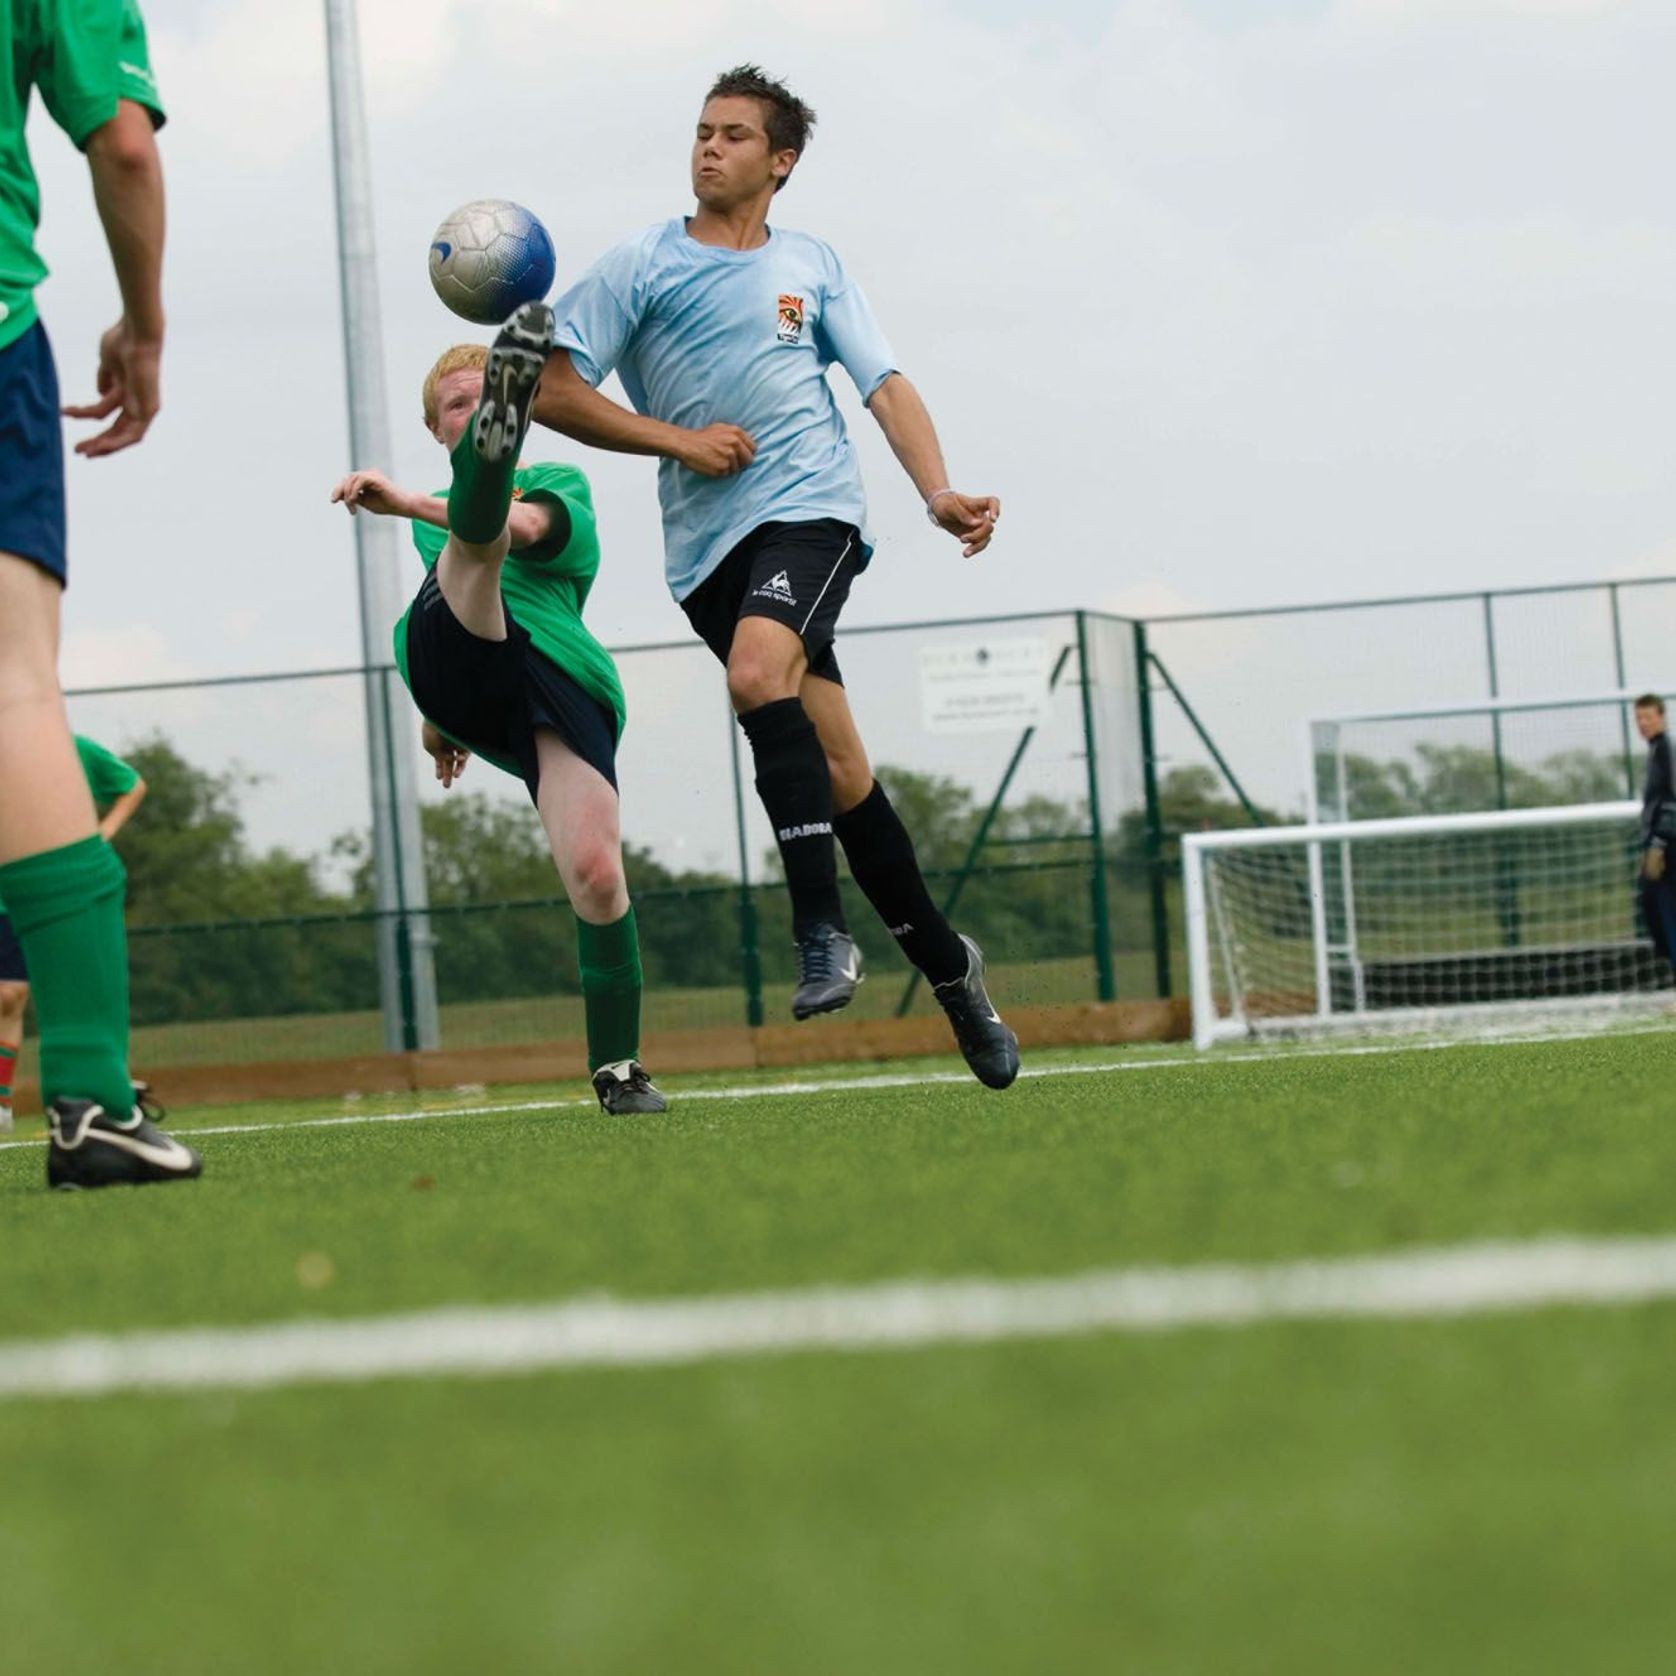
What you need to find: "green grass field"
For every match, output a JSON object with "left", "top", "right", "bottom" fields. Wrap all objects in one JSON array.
[{"left": 6, "top": 1029, "right": 1676, "bottom": 1672}]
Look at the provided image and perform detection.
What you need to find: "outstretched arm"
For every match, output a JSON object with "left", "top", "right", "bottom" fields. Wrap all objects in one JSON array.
[
  {"left": 63, "top": 101, "right": 166, "bottom": 458},
  {"left": 329, "top": 471, "right": 555, "bottom": 551},
  {"left": 867, "top": 373, "right": 1000, "bottom": 558},
  {"left": 533, "top": 350, "right": 756, "bottom": 478}
]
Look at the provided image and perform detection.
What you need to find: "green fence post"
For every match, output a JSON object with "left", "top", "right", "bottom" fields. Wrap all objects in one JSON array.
[
  {"left": 729, "top": 708, "right": 765, "bottom": 1027},
  {"left": 1075, "top": 612, "right": 1116, "bottom": 1002},
  {"left": 893, "top": 644, "right": 1076, "bottom": 1019},
  {"left": 1132, "top": 619, "right": 1172, "bottom": 998},
  {"left": 376, "top": 666, "right": 419, "bottom": 1051}
]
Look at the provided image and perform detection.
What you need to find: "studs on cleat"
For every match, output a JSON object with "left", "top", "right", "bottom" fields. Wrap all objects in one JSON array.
[{"left": 472, "top": 300, "right": 555, "bottom": 464}]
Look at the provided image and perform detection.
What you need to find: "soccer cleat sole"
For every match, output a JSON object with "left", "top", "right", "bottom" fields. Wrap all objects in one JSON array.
[
  {"left": 473, "top": 301, "right": 554, "bottom": 464},
  {"left": 597, "top": 1088, "right": 670, "bottom": 1115},
  {"left": 791, "top": 981, "right": 862, "bottom": 1021}
]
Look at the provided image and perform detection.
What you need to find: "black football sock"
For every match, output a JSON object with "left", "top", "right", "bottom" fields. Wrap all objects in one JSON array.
[
  {"left": 737, "top": 699, "right": 845, "bottom": 938},
  {"left": 834, "top": 781, "right": 968, "bottom": 987}
]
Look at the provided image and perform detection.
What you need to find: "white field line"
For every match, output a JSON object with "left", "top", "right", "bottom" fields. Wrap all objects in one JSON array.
[
  {"left": 3, "top": 1235, "right": 1675, "bottom": 1400},
  {"left": 0, "top": 1018, "right": 1668, "bottom": 1156}
]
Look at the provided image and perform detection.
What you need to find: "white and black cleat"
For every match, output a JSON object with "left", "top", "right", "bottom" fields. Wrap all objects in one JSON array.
[
  {"left": 933, "top": 934, "right": 1020, "bottom": 1090},
  {"left": 592, "top": 1060, "right": 668, "bottom": 1116},
  {"left": 473, "top": 299, "right": 554, "bottom": 464},
  {"left": 791, "top": 923, "right": 864, "bottom": 1020},
  {"left": 132, "top": 1080, "right": 167, "bottom": 1124},
  {"left": 46, "top": 1097, "right": 202, "bottom": 1190}
]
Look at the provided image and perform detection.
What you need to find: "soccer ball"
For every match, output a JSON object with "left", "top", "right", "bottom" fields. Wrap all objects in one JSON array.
[{"left": 427, "top": 199, "right": 556, "bottom": 325}]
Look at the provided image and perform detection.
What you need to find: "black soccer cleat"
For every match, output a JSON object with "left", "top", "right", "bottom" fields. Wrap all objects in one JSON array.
[
  {"left": 473, "top": 299, "right": 554, "bottom": 464},
  {"left": 933, "top": 934, "right": 1020, "bottom": 1090},
  {"left": 132, "top": 1080, "right": 167, "bottom": 1124},
  {"left": 592, "top": 1060, "right": 668, "bottom": 1116},
  {"left": 46, "top": 1097, "right": 202, "bottom": 1190},
  {"left": 791, "top": 923, "right": 864, "bottom": 1020}
]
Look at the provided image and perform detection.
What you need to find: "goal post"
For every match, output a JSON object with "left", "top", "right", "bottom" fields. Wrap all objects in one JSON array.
[{"left": 1184, "top": 800, "right": 1665, "bottom": 1049}]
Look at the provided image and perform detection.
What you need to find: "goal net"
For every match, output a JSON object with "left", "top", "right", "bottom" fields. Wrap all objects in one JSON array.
[
  {"left": 1308, "top": 690, "right": 1656, "bottom": 823},
  {"left": 1184, "top": 801, "right": 1667, "bottom": 1048}
]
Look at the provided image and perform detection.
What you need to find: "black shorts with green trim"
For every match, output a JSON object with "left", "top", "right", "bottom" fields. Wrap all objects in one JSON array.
[{"left": 403, "top": 571, "right": 619, "bottom": 798}]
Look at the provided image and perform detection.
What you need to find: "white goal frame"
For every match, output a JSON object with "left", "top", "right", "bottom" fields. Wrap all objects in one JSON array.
[{"left": 1184, "top": 800, "right": 1646, "bottom": 1050}]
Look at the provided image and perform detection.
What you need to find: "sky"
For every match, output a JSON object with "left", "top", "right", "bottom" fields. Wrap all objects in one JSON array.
[{"left": 28, "top": 0, "right": 1676, "bottom": 864}]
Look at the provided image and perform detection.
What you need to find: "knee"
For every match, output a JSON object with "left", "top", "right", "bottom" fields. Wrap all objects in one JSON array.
[
  {"left": 567, "top": 842, "right": 626, "bottom": 921},
  {"left": 0, "top": 981, "right": 29, "bottom": 1028},
  {"left": 727, "top": 652, "right": 798, "bottom": 714}
]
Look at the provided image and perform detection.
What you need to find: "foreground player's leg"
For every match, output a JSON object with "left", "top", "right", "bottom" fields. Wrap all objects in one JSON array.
[
  {"left": 802, "top": 675, "right": 1020, "bottom": 1090},
  {"left": 0, "top": 557, "right": 199, "bottom": 1184},
  {"left": 532, "top": 730, "right": 666, "bottom": 1115},
  {"left": 728, "top": 618, "right": 861, "bottom": 1019}
]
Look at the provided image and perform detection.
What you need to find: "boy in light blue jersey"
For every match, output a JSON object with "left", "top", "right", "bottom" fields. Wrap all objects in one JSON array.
[{"left": 537, "top": 65, "right": 1018, "bottom": 1090}]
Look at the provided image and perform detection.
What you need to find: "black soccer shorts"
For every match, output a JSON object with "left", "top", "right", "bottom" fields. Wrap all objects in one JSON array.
[
  {"left": 679, "top": 518, "right": 865, "bottom": 686},
  {"left": 403, "top": 571, "right": 619, "bottom": 798}
]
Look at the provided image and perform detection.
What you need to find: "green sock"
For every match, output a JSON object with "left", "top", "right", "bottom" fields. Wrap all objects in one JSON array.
[
  {"left": 0, "top": 836, "right": 133, "bottom": 1116},
  {"left": 446, "top": 419, "right": 517, "bottom": 545},
  {"left": 577, "top": 907, "right": 643, "bottom": 1072}
]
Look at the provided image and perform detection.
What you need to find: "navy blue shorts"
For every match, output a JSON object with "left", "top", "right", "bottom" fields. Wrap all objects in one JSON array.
[
  {"left": 0, "top": 321, "right": 66, "bottom": 583},
  {"left": 0, "top": 915, "right": 28, "bottom": 983},
  {"left": 404, "top": 571, "right": 620, "bottom": 800}
]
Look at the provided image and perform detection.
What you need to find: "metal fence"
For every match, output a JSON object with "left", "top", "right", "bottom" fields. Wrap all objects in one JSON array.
[
  {"left": 1142, "top": 576, "right": 1676, "bottom": 826},
  {"left": 37, "top": 576, "right": 1674, "bottom": 1078},
  {"left": 54, "top": 610, "right": 1151, "bottom": 1074}
]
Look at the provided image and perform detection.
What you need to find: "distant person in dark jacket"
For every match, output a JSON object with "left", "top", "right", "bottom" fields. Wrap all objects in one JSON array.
[{"left": 1634, "top": 694, "right": 1676, "bottom": 976}]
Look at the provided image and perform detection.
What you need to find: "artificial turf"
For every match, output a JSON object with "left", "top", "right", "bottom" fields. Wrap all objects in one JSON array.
[{"left": 3, "top": 1030, "right": 1675, "bottom": 1672}]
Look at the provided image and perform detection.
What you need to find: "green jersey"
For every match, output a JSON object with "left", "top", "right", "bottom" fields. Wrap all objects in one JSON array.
[
  {"left": 2, "top": 0, "right": 164, "bottom": 352},
  {"left": 0, "top": 735, "right": 138, "bottom": 915},
  {"left": 395, "top": 462, "right": 627, "bottom": 768}
]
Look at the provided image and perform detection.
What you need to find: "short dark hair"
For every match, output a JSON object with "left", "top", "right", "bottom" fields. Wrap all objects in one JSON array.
[
  {"left": 705, "top": 64, "right": 816, "bottom": 192},
  {"left": 1637, "top": 693, "right": 1666, "bottom": 714}
]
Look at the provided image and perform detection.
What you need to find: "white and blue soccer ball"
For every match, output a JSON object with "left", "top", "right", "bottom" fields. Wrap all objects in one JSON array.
[{"left": 427, "top": 199, "right": 556, "bottom": 325}]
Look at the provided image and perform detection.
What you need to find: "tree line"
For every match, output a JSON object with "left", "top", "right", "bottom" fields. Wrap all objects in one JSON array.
[{"left": 106, "top": 735, "right": 1630, "bottom": 1024}]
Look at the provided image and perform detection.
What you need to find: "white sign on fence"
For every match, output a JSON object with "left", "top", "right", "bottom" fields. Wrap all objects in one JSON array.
[{"left": 920, "top": 639, "right": 1052, "bottom": 735}]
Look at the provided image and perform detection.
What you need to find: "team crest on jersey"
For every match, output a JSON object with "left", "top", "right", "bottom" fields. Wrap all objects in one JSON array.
[{"left": 777, "top": 294, "right": 805, "bottom": 344}]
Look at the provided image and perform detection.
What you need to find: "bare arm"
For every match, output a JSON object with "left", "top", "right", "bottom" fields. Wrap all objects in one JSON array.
[
  {"left": 62, "top": 101, "right": 166, "bottom": 458},
  {"left": 533, "top": 350, "right": 756, "bottom": 478},
  {"left": 98, "top": 779, "right": 147, "bottom": 843},
  {"left": 868, "top": 373, "right": 1000, "bottom": 558},
  {"left": 329, "top": 474, "right": 557, "bottom": 552}
]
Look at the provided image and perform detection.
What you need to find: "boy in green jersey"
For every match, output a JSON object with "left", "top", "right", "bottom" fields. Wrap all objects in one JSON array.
[
  {"left": 0, "top": 0, "right": 200, "bottom": 1185},
  {"left": 331, "top": 306, "right": 666, "bottom": 1114},
  {"left": 0, "top": 738, "right": 150, "bottom": 1133}
]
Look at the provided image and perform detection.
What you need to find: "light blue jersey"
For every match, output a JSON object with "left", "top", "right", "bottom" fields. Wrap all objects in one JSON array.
[{"left": 551, "top": 218, "right": 899, "bottom": 602}]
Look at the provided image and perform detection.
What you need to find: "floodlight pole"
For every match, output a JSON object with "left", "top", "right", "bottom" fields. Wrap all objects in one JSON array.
[{"left": 324, "top": 0, "right": 440, "bottom": 1052}]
